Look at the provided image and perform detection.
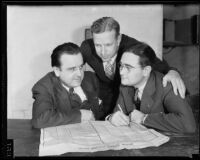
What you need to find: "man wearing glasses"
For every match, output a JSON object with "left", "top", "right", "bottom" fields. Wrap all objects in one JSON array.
[
  {"left": 31, "top": 42, "right": 104, "bottom": 129},
  {"left": 81, "top": 17, "right": 186, "bottom": 120},
  {"left": 108, "top": 43, "right": 196, "bottom": 133}
]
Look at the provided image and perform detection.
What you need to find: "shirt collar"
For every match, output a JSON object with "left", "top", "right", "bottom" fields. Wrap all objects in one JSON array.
[
  {"left": 62, "top": 83, "right": 70, "bottom": 92},
  {"left": 103, "top": 54, "right": 117, "bottom": 65}
]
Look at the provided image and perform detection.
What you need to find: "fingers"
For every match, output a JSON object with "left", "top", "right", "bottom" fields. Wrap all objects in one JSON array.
[
  {"left": 171, "top": 79, "right": 178, "bottom": 96},
  {"left": 110, "top": 111, "right": 130, "bottom": 126},
  {"left": 162, "top": 76, "right": 168, "bottom": 87},
  {"left": 171, "top": 78, "right": 186, "bottom": 98},
  {"left": 177, "top": 79, "right": 186, "bottom": 99}
]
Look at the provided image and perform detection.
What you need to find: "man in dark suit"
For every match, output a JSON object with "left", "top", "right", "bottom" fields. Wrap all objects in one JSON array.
[
  {"left": 108, "top": 43, "right": 196, "bottom": 133},
  {"left": 31, "top": 42, "right": 104, "bottom": 129},
  {"left": 80, "top": 17, "right": 186, "bottom": 120}
]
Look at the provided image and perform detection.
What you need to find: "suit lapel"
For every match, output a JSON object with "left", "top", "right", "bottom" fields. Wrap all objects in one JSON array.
[
  {"left": 121, "top": 86, "right": 136, "bottom": 114},
  {"left": 140, "top": 72, "right": 155, "bottom": 113},
  {"left": 52, "top": 73, "right": 72, "bottom": 112}
]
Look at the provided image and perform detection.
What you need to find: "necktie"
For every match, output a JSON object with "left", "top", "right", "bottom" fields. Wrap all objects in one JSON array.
[
  {"left": 104, "top": 61, "right": 115, "bottom": 80},
  {"left": 69, "top": 88, "right": 82, "bottom": 108},
  {"left": 134, "top": 88, "right": 141, "bottom": 110}
]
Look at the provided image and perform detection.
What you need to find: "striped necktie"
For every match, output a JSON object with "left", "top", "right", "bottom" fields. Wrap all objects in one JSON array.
[{"left": 104, "top": 61, "right": 115, "bottom": 80}]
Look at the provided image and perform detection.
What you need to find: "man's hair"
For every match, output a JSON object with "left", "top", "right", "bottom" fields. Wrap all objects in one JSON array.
[
  {"left": 91, "top": 17, "right": 120, "bottom": 37},
  {"left": 51, "top": 42, "right": 81, "bottom": 67},
  {"left": 124, "top": 43, "right": 157, "bottom": 68}
]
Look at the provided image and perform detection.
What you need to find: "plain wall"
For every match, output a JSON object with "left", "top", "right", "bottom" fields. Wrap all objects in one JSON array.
[{"left": 7, "top": 5, "right": 163, "bottom": 119}]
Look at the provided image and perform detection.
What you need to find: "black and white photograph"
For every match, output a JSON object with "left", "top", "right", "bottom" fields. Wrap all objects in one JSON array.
[{"left": 3, "top": 1, "right": 199, "bottom": 158}]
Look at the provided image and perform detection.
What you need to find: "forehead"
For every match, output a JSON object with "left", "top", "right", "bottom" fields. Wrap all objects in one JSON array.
[
  {"left": 59, "top": 53, "right": 83, "bottom": 68},
  {"left": 93, "top": 30, "right": 117, "bottom": 44},
  {"left": 121, "top": 52, "right": 140, "bottom": 65}
]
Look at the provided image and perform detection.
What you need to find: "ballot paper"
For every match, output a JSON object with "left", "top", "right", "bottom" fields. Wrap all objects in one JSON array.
[{"left": 39, "top": 121, "right": 170, "bottom": 156}]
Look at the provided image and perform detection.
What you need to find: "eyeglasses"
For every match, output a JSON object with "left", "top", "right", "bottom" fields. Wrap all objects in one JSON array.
[
  {"left": 118, "top": 62, "right": 141, "bottom": 72},
  {"left": 66, "top": 64, "right": 85, "bottom": 72}
]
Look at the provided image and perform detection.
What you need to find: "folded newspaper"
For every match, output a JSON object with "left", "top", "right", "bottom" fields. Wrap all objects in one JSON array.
[{"left": 39, "top": 121, "right": 170, "bottom": 156}]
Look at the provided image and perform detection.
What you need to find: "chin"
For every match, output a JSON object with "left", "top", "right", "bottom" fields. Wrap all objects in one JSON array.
[{"left": 72, "top": 81, "right": 81, "bottom": 87}]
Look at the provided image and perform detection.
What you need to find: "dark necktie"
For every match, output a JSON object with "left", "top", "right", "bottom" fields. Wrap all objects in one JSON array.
[
  {"left": 69, "top": 88, "right": 82, "bottom": 108},
  {"left": 134, "top": 88, "right": 141, "bottom": 110}
]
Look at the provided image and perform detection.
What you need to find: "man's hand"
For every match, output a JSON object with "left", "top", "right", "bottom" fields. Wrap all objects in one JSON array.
[
  {"left": 163, "top": 70, "right": 186, "bottom": 99},
  {"left": 130, "top": 109, "right": 145, "bottom": 124},
  {"left": 109, "top": 111, "right": 130, "bottom": 126},
  {"left": 80, "top": 109, "right": 95, "bottom": 122}
]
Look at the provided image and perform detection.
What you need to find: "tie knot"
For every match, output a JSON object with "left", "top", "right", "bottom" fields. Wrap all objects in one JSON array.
[
  {"left": 134, "top": 87, "right": 139, "bottom": 100},
  {"left": 69, "top": 88, "right": 74, "bottom": 94}
]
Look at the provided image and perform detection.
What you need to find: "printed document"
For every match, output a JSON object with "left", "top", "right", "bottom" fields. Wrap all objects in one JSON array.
[{"left": 39, "top": 121, "right": 169, "bottom": 156}]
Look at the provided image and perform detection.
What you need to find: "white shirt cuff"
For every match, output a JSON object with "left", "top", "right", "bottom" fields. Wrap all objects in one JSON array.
[
  {"left": 142, "top": 114, "right": 148, "bottom": 124},
  {"left": 105, "top": 114, "right": 112, "bottom": 121}
]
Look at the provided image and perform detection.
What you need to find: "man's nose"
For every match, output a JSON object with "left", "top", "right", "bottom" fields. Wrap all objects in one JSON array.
[
  {"left": 120, "top": 67, "right": 126, "bottom": 75},
  {"left": 101, "top": 46, "right": 106, "bottom": 56},
  {"left": 75, "top": 68, "right": 82, "bottom": 76}
]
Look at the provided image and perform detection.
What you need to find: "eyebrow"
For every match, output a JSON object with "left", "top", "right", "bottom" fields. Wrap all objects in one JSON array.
[
  {"left": 120, "top": 62, "right": 135, "bottom": 68},
  {"left": 67, "top": 63, "right": 84, "bottom": 69}
]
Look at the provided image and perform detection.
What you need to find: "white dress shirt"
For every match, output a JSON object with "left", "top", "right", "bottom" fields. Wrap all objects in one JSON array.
[{"left": 62, "top": 84, "right": 87, "bottom": 102}]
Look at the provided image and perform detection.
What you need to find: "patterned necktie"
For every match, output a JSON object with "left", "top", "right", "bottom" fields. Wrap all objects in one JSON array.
[
  {"left": 134, "top": 88, "right": 141, "bottom": 110},
  {"left": 69, "top": 88, "right": 82, "bottom": 108},
  {"left": 104, "top": 61, "right": 115, "bottom": 80}
]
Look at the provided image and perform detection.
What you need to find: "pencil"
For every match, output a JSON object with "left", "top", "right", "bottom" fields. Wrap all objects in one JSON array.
[
  {"left": 118, "top": 104, "right": 131, "bottom": 127},
  {"left": 118, "top": 104, "right": 123, "bottom": 112}
]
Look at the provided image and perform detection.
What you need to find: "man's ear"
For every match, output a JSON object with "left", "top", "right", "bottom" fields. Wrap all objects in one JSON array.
[
  {"left": 117, "top": 33, "right": 122, "bottom": 46},
  {"left": 143, "top": 66, "right": 152, "bottom": 77},
  {"left": 53, "top": 66, "right": 60, "bottom": 77}
]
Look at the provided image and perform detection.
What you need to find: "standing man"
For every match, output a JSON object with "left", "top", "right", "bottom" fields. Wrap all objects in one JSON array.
[
  {"left": 108, "top": 43, "right": 196, "bottom": 133},
  {"left": 80, "top": 17, "right": 186, "bottom": 119},
  {"left": 31, "top": 42, "right": 104, "bottom": 129}
]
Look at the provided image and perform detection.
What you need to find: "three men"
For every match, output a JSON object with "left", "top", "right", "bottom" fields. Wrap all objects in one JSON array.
[
  {"left": 81, "top": 17, "right": 186, "bottom": 119},
  {"left": 108, "top": 43, "right": 196, "bottom": 133},
  {"left": 31, "top": 42, "right": 104, "bottom": 128}
]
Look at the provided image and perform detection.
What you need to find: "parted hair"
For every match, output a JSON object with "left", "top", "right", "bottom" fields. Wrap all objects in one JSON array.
[{"left": 91, "top": 17, "right": 120, "bottom": 38}]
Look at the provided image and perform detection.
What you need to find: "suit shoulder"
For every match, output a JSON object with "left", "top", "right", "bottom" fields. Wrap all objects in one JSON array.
[
  {"left": 32, "top": 72, "right": 55, "bottom": 90},
  {"left": 153, "top": 71, "right": 173, "bottom": 93},
  {"left": 119, "top": 85, "right": 129, "bottom": 92},
  {"left": 80, "top": 39, "right": 93, "bottom": 50},
  {"left": 84, "top": 71, "right": 97, "bottom": 80}
]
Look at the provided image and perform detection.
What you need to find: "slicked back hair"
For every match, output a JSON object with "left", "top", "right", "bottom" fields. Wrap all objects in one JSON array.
[
  {"left": 51, "top": 42, "right": 81, "bottom": 67},
  {"left": 124, "top": 43, "right": 157, "bottom": 68}
]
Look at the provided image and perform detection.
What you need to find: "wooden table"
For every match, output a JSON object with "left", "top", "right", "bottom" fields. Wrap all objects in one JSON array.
[{"left": 7, "top": 119, "right": 199, "bottom": 158}]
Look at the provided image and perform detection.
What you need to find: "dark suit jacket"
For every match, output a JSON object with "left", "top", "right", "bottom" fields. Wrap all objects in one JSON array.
[
  {"left": 31, "top": 71, "right": 104, "bottom": 129},
  {"left": 113, "top": 71, "right": 196, "bottom": 133},
  {"left": 80, "top": 34, "right": 173, "bottom": 118}
]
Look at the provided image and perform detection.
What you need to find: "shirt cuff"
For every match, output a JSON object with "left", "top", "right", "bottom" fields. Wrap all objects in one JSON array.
[
  {"left": 105, "top": 114, "right": 112, "bottom": 121},
  {"left": 142, "top": 114, "right": 148, "bottom": 124}
]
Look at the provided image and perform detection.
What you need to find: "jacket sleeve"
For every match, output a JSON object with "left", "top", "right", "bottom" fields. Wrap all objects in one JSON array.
[
  {"left": 31, "top": 84, "right": 81, "bottom": 129},
  {"left": 86, "top": 72, "right": 105, "bottom": 120},
  {"left": 80, "top": 40, "right": 92, "bottom": 64},
  {"left": 144, "top": 86, "right": 196, "bottom": 134}
]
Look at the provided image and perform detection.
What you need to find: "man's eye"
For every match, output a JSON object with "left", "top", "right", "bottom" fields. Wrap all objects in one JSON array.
[
  {"left": 126, "top": 66, "right": 132, "bottom": 70},
  {"left": 106, "top": 44, "right": 112, "bottom": 47},
  {"left": 95, "top": 44, "right": 100, "bottom": 47}
]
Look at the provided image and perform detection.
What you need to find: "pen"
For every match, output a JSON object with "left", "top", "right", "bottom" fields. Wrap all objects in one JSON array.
[
  {"left": 118, "top": 104, "right": 123, "bottom": 112},
  {"left": 118, "top": 104, "right": 130, "bottom": 127}
]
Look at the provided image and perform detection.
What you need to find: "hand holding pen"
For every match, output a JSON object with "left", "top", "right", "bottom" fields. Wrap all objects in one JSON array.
[{"left": 109, "top": 104, "right": 130, "bottom": 126}]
